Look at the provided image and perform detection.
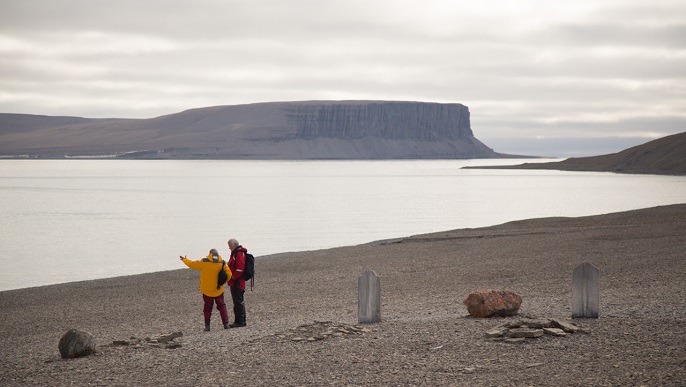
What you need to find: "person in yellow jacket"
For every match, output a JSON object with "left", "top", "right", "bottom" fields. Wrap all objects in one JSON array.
[{"left": 180, "top": 248, "right": 233, "bottom": 331}]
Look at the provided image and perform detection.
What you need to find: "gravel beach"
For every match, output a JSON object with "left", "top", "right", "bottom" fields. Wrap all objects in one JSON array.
[{"left": 1, "top": 204, "right": 685, "bottom": 386}]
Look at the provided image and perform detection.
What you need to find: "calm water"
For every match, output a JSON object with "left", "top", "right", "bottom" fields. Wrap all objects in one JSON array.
[{"left": 1, "top": 159, "right": 685, "bottom": 291}]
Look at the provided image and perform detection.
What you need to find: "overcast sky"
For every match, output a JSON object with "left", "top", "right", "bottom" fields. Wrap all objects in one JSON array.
[{"left": 1, "top": 0, "right": 685, "bottom": 156}]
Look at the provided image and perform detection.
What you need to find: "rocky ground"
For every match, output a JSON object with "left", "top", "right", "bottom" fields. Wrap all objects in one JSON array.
[{"left": 1, "top": 204, "right": 685, "bottom": 386}]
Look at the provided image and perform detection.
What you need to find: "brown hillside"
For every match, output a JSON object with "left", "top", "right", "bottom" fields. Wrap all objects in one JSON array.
[{"left": 472, "top": 131, "right": 686, "bottom": 175}]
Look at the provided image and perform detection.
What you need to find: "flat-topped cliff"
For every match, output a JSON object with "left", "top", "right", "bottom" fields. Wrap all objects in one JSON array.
[
  {"left": 0, "top": 101, "right": 515, "bottom": 159},
  {"left": 288, "top": 101, "right": 472, "bottom": 140}
]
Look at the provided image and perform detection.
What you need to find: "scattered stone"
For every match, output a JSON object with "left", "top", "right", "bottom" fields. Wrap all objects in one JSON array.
[
  {"left": 526, "top": 363, "right": 544, "bottom": 368},
  {"left": 543, "top": 328, "right": 567, "bottom": 337},
  {"left": 504, "top": 337, "right": 526, "bottom": 344},
  {"left": 463, "top": 289, "right": 522, "bottom": 318},
  {"left": 146, "top": 331, "right": 183, "bottom": 344},
  {"left": 110, "top": 331, "right": 183, "bottom": 349},
  {"left": 271, "top": 321, "right": 375, "bottom": 344},
  {"left": 59, "top": 329, "right": 97, "bottom": 359}
]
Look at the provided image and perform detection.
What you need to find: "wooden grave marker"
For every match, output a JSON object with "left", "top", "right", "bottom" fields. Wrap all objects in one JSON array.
[
  {"left": 572, "top": 262, "right": 600, "bottom": 318},
  {"left": 358, "top": 270, "right": 381, "bottom": 324}
]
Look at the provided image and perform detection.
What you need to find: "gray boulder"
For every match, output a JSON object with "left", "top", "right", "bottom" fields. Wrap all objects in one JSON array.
[{"left": 58, "top": 329, "right": 96, "bottom": 359}]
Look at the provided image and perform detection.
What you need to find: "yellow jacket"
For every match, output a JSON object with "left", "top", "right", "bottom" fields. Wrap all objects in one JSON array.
[{"left": 182, "top": 253, "right": 232, "bottom": 297}]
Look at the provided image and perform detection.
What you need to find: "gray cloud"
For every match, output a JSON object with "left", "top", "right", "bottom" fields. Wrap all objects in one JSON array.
[{"left": 1, "top": 0, "right": 684, "bottom": 157}]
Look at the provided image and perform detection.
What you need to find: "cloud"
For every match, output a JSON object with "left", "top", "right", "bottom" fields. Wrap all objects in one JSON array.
[{"left": 0, "top": 0, "right": 685, "bottom": 157}]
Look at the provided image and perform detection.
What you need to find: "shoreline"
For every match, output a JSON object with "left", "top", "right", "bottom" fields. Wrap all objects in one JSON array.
[
  {"left": 2, "top": 204, "right": 685, "bottom": 385},
  {"left": 463, "top": 130, "right": 686, "bottom": 176},
  {"left": 1, "top": 197, "right": 678, "bottom": 294},
  {"left": 463, "top": 162, "right": 686, "bottom": 176}
]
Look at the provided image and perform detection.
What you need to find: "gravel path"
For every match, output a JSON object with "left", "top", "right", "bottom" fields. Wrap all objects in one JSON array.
[{"left": 1, "top": 204, "right": 685, "bottom": 386}]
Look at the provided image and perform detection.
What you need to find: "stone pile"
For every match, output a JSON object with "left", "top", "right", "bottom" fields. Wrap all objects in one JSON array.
[
  {"left": 111, "top": 331, "right": 183, "bottom": 349},
  {"left": 271, "top": 321, "right": 375, "bottom": 343},
  {"left": 485, "top": 317, "right": 590, "bottom": 343}
]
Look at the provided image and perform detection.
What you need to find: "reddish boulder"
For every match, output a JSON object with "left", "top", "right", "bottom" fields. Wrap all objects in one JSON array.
[{"left": 463, "top": 289, "right": 522, "bottom": 318}]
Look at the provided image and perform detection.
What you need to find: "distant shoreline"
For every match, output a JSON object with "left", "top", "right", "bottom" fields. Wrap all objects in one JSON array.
[
  {"left": 464, "top": 131, "right": 686, "bottom": 176},
  {"left": 463, "top": 162, "right": 686, "bottom": 176},
  {"left": 1, "top": 201, "right": 682, "bottom": 294}
]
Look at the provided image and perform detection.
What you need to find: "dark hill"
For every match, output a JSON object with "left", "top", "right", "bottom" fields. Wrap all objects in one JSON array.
[
  {"left": 470, "top": 131, "right": 686, "bottom": 175},
  {"left": 0, "top": 101, "right": 517, "bottom": 160},
  {"left": 0, "top": 114, "right": 101, "bottom": 133}
]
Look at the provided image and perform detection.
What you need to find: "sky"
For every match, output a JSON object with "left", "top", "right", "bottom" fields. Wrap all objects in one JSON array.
[{"left": 1, "top": 0, "right": 685, "bottom": 157}]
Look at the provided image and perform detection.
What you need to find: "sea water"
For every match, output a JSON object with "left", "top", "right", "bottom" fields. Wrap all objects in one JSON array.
[{"left": 1, "top": 159, "right": 685, "bottom": 291}]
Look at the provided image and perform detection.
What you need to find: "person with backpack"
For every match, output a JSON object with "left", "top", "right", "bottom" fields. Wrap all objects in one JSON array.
[
  {"left": 180, "top": 248, "right": 233, "bottom": 331},
  {"left": 227, "top": 238, "right": 250, "bottom": 328}
]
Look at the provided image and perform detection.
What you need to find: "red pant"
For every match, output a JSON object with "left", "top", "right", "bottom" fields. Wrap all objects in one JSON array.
[{"left": 203, "top": 293, "right": 229, "bottom": 323}]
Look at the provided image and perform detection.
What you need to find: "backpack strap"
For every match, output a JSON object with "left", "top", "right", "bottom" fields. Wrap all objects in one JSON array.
[{"left": 202, "top": 258, "right": 224, "bottom": 264}]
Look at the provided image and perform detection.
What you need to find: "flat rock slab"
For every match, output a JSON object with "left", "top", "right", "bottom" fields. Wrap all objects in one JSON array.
[
  {"left": 507, "top": 328, "right": 544, "bottom": 338},
  {"left": 543, "top": 327, "right": 567, "bottom": 337},
  {"left": 551, "top": 318, "right": 581, "bottom": 333},
  {"left": 485, "top": 327, "right": 509, "bottom": 338}
]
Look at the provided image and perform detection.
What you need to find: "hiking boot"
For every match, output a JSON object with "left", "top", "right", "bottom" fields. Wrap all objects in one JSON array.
[
  {"left": 223, "top": 322, "right": 230, "bottom": 329},
  {"left": 228, "top": 323, "right": 246, "bottom": 328},
  {"left": 204, "top": 320, "right": 211, "bottom": 332}
]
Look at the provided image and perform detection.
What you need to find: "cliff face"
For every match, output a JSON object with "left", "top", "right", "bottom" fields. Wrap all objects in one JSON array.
[
  {"left": 286, "top": 102, "right": 472, "bottom": 141},
  {"left": 0, "top": 101, "right": 511, "bottom": 159}
]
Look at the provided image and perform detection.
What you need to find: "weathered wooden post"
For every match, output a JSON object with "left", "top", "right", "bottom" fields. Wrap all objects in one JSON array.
[
  {"left": 358, "top": 270, "right": 381, "bottom": 324},
  {"left": 572, "top": 262, "right": 600, "bottom": 318}
]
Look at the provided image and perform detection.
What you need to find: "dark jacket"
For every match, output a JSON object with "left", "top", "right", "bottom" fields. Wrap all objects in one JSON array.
[{"left": 228, "top": 245, "right": 248, "bottom": 290}]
